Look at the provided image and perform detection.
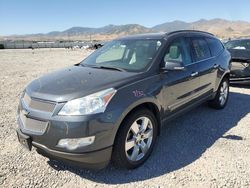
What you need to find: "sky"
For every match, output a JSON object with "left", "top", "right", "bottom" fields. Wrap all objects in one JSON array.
[{"left": 1, "top": 0, "right": 250, "bottom": 35}]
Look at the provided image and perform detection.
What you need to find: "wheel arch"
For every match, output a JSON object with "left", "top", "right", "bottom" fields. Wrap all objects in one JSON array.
[
  {"left": 111, "top": 101, "right": 161, "bottom": 168},
  {"left": 123, "top": 102, "right": 161, "bottom": 135},
  {"left": 113, "top": 100, "right": 162, "bottom": 145},
  {"left": 215, "top": 71, "right": 230, "bottom": 91}
]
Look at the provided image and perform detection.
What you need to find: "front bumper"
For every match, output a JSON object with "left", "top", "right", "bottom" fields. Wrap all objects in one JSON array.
[
  {"left": 16, "top": 92, "right": 122, "bottom": 169},
  {"left": 34, "top": 140, "right": 112, "bottom": 169},
  {"left": 17, "top": 127, "right": 112, "bottom": 169},
  {"left": 230, "top": 62, "right": 250, "bottom": 84}
]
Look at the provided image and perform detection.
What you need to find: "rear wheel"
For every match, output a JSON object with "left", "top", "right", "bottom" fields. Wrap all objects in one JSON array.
[
  {"left": 112, "top": 109, "right": 158, "bottom": 169},
  {"left": 209, "top": 77, "right": 229, "bottom": 109}
]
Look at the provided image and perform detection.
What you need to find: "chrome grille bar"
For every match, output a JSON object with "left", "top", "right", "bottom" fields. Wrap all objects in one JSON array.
[{"left": 23, "top": 93, "right": 55, "bottom": 112}]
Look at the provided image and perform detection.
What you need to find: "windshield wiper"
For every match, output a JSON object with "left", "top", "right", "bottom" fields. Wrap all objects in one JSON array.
[
  {"left": 89, "top": 65, "right": 125, "bottom": 72},
  {"left": 79, "top": 64, "right": 125, "bottom": 72},
  {"left": 99, "top": 66, "right": 125, "bottom": 72}
]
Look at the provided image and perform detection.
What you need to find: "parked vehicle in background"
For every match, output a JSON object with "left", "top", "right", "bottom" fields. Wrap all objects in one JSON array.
[
  {"left": 225, "top": 39, "right": 250, "bottom": 84},
  {"left": 16, "top": 31, "right": 231, "bottom": 169},
  {"left": 88, "top": 42, "right": 105, "bottom": 50}
]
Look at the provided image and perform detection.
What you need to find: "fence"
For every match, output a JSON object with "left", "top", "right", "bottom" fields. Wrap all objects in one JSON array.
[{"left": 0, "top": 41, "right": 97, "bottom": 49}]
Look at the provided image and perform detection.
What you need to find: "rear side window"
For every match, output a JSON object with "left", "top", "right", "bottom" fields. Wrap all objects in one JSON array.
[
  {"left": 191, "top": 38, "right": 211, "bottom": 61},
  {"left": 206, "top": 38, "right": 224, "bottom": 56}
]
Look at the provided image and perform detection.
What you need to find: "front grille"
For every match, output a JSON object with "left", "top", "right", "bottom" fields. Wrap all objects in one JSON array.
[
  {"left": 19, "top": 112, "right": 48, "bottom": 134},
  {"left": 23, "top": 93, "right": 55, "bottom": 112}
]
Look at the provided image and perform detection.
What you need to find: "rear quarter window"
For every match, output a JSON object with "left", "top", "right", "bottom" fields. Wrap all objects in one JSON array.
[{"left": 206, "top": 38, "right": 224, "bottom": 56}]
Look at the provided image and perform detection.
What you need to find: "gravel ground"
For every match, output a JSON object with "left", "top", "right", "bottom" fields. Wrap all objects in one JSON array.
[{"left": 0, "top": 49, "right": 250, "bottom": 188}]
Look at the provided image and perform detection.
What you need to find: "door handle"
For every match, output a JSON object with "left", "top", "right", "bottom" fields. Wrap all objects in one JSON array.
[
  {"left": 191, "top": 72, "right": 198, "bottom": 77},
  {"left": 213, "top": 64, "right": 219, "bottom": 68}
]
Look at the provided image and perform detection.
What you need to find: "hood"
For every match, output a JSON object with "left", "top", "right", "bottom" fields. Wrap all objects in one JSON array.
[{"left": 26, "top": 66, "right": 140, "bottom": 102}]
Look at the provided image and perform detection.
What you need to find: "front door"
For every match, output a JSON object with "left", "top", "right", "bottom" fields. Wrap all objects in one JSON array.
[{"left": 161, "top": 37, "right": 200, "bottom": 117}]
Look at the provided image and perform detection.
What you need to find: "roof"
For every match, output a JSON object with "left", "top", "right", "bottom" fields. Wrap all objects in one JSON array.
[
  {"left": 166, "top": 30, "right": 214, "bottom": 36},
  {"left": 117, "top": 30, "right": 214, "bottom": 40},
  {"left": 118, "top": 33, "right": 166, "bottom": 40}
]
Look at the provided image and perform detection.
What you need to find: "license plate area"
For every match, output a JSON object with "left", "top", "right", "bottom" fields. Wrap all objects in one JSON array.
[{"left": 17, "top": 130, "right": 32, "bottom": 151}]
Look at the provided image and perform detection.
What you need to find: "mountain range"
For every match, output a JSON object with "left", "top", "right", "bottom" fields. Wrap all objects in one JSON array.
[{"left": 2, "top": 19, "right": 250, "bottom": 41}]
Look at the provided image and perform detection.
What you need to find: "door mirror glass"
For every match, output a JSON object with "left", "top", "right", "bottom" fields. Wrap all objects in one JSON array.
[{"left": 162, "top": 61, "right": 185, "bottom": 71}]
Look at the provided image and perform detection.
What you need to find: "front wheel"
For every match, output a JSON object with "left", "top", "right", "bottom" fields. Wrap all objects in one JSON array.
[
  {"left": 209, "top": 77, "right": 229, "bottom": 109},
  {"left": 112, "top": 109, "right": 158, "bottom": 169}
]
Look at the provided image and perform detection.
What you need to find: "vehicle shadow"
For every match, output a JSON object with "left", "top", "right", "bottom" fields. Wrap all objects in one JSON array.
[{"left": 47, "top": 91, "right": 250, "bottom": 184}]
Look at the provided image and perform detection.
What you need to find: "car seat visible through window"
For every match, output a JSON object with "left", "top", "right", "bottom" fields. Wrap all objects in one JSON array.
[{"left": 164, "top": 45, "right": 183, "bottom": 63}]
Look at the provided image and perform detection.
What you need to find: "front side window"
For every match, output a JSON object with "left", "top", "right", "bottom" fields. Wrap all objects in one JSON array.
[
  {"left": 163, "top": 37, "right": 192, "bottom": 66},
  {"left": 81, "top": 39, "right": 162, "bottom": 72},
  {"left": 191, "top": 38, "right": 211, "bottom": 61}
]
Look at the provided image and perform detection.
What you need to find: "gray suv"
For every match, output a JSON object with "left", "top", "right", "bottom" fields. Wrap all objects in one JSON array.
[{"left": 17, "top": 30, "right": 231, "bottom": 169}]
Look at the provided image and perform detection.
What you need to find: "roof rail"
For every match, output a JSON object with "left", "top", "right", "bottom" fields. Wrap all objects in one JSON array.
[{"left": 166, "top": 30, "right": 214, "bottom": 36}]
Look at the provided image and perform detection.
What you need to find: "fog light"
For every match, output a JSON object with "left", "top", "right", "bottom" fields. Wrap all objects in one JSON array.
[{"left": 57, "top": 136, "right": 95, "bottom": 150}]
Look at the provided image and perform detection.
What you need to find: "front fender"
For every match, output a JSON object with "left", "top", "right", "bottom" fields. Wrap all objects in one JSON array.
[
  {"left": 105, "top": 74, "right": 163, "bottom": 145},
  {"left": 117, "top": 96, "right": 161, "bottom": 126}
]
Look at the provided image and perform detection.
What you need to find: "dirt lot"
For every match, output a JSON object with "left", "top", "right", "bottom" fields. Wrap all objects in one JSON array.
[{"left": 0, "top": 49, "right": 250, "bottom": 188}]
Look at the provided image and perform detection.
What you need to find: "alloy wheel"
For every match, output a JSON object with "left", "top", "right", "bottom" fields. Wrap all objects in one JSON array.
[
  {"left": 219, "top": 80, "right": 229, "bottom": 106},
  {"left": 125, "top": 116, "right": 153, "bottom": 162}
]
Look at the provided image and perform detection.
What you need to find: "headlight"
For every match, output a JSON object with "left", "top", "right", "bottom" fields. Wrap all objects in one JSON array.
[{"left": 58, "top": 88, "right": 117, "bottom": 116}]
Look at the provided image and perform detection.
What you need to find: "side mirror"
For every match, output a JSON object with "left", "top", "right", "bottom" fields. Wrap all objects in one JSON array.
[{"left": 161, "top": 61, "right": 185, "bottom": 71}]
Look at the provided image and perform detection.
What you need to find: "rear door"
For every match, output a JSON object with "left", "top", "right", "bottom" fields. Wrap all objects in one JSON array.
[
  {"left": 205, "top": 37, "right": 225, "bottom": 88},
  {"left": 190, "top": 37, "right": 215, "bottom": 96}
]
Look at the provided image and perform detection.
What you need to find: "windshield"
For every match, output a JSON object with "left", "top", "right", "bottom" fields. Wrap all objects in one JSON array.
[
  {"left": 81, "top": 39, "right": 162, "bottom": 72},
  {"left": 225, "top": 40, "right": 250, "bottom": 50}
]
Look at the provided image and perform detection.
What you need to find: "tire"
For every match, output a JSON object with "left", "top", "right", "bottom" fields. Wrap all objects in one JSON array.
[
  {"left": 112, "top": 108, "right": 158, "bottom": 169},
  {"left": 209, "top": 77, "right": 229, "bottom": 109}
]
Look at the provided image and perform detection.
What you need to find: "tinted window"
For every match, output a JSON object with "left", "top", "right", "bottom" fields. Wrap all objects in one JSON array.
[
  {"left": 163, "top": 38, "right": 192, "bottom": 66},
  {"left": 206, "top": 38, "right": 224, "bottom": 56},
  {"left": 191, "top": 38, "right": 211, "bottom": 61}
]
